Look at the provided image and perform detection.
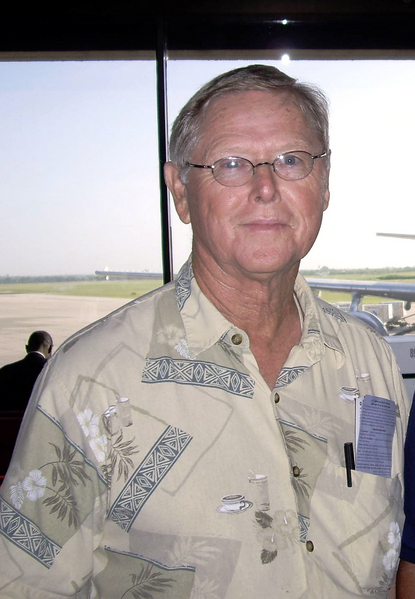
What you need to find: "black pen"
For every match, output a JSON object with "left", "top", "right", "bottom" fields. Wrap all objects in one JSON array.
[{"left": 344, "top": 442, "right": 355, "bottom": 488}]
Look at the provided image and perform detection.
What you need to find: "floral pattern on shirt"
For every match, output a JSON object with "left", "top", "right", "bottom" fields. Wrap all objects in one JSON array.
[{"left": 254, "top": 509, "right": 300, "bottom": 564}]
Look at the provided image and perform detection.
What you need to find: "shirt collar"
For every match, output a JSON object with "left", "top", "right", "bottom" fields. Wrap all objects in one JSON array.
[
  {"left": 175, "top": 257, "right": 345, "bottom": 360},
  {"left": 294, "top": 272, "right": 345, "bottom": 358},
  {"left": 27, "top": 351, "right": 46, "bottom": 358},
  {"left": 175, "top": 257, "right": 234, "bottom": 359}
]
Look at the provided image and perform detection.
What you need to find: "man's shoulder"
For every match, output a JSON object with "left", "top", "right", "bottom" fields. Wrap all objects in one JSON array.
[
  {"left": 315, "top": 296, "right": 396, "bottom": 362},
  {"left": 316, "top": 296, "right": 384, "bottom": 334},
  {"left": 0, "top": 352, "right": 46, "bottom": 375},
  {"left": 316, "top": 297, "right": 363, "bottom": 326},
  {"left": 0, "top": 355, "right": 46, "bottom": 389},
  {"left": 0, "top": 357, "right": 25, "bottom": 375},
  {"left": 25, "top": 352, "right": 47, "bottom": 364},
  {"left": 298, "top": 274, "right": 389, "bottom": 344},
  {"left": 56, "top": 281, "right": 177, "bottom": 360}
]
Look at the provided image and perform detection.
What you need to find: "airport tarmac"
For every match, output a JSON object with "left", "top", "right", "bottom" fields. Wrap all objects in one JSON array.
[{"left": 0, "top": 294, "right": 129, "bottom": 366}]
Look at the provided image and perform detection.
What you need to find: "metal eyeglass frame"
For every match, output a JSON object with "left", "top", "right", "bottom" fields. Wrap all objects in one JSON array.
[{"left": 184, "top": 150, "right": 329, "bottom": 186}]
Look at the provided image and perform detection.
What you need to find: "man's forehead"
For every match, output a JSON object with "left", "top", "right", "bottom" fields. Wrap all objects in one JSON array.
[
  {"left": 195, "top": 90, "right": 314, "bottom": 149},
  {"left": 191, "top": 88, "right": 323, "bottom": 158},
  {"left": 198, "top": 90, "right": 309, "bottom": 138},
  {"left": 204, "top": 88, "right": 298, "bottom": 115}
]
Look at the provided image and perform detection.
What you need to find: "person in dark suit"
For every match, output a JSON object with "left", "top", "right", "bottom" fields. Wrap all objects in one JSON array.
[
  {"left": 397, "top": 391, "right": 415, "bottom": 596},
  {"left": 0, "top": 330, "right": 53, "bottom": 411}
]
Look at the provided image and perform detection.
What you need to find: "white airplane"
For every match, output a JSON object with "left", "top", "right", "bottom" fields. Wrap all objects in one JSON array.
[
  {"left": 308, "top": 233, "right": 415, "bottom": 398},
  {"left": 306, "top": 276, "right": 415, "bottom": 398},
  {"left": 377, "top": 233, "right": 415, "bottom": 240},
  {"left": 307, "top": 277, "right": 415, "bottom": 311},
  {"left": 308, "top": 232, "right": 415, "bottom": 310}
]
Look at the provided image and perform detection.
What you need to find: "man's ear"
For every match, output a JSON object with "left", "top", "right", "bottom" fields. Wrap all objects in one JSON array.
[
  {"left": 322, "top": 164, "right": 330, "bottom": 211},
  {"left": 323, "top": 186, "right": 330, "bottom": 211},
  {"left": 164, "top": 162, "right": 191, "bottom": 224}
]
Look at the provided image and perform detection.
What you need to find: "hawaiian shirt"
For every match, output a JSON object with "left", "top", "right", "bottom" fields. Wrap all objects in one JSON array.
[{"left": 0, "top": 258, "right": 409, "bottom": 598}]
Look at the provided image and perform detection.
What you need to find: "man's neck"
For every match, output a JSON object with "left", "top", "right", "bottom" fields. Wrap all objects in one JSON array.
[
  {"left": 192, "top": 252, "right": 300, "bottom": 340},
  {"left": 192, "top": 252, "right": 302, "bottom": 389},
  {"left": 28, "top": 350, "right": 46, "bottom": 358}
]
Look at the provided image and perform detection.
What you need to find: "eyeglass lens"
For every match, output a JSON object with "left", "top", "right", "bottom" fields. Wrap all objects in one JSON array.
[{"left": 212, "top": 151, "right": 315, "bottom": 186}]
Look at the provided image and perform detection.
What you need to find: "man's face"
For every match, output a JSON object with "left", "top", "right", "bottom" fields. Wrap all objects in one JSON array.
[{"left": 166, "top": 90, "right": 330, "bottom": 281}]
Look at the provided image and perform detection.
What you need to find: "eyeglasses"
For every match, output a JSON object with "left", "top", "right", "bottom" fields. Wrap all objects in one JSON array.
[{"left": 185, "top": 150, "right": 329, "bottom": 187}]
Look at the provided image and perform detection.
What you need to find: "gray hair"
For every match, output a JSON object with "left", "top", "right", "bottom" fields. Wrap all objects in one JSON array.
[{"left": 168, "top": 64, "right": 330, "bottom": 179}]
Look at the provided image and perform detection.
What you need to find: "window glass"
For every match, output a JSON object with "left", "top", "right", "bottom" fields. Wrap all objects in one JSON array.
[
  {"left": 2, "top": 57, "right": 415, "bottom": 366},
  {"left": 167, "top": 59, "right": 415, "bottom": 272},
  {"left": 0, "top": 60, "right": 162, "bottom": 364}
]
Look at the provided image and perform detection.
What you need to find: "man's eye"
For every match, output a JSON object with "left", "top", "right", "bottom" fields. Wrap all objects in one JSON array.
[
  {"left": 281, "top": 154, "right": 300, "bottom": 166},
  {"left": 222, "top": 158, "right": 242, "bottom": 169}
]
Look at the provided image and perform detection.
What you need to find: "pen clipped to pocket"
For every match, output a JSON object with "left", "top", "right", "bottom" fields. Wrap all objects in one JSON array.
[{"left": 344, "top": 442, "right": 355, "bottom": 488}]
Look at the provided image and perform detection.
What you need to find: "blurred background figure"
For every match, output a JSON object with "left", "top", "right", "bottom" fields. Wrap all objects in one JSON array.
[{"left": 0, "top": 330, "right": 53, "bottom": 411}]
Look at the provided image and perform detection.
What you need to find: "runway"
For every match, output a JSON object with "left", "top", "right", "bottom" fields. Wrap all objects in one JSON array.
[{"left": 0, "top": 294, "right": 129, "bottom": 366}]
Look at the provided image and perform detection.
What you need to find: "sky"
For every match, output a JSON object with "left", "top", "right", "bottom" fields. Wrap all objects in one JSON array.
[{"left": 1, "top": 58, "right": 415, "bottom": 276}]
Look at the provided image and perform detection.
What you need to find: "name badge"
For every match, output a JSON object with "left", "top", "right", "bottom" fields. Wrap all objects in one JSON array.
[{"left": 355, "top": 395, "right": 396, "bottom": 478}]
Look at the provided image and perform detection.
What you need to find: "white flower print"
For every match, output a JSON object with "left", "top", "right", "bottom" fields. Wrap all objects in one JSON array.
[
  {"left": 22, "top": 469, "right": 47, "bottom": 502},
  {"left": 174, "top": 338, "right": 191, "bottom": 358},
  {"left": 256, "top": 527, "right": 285, "bottom": 551},
  {"left": 256, "top": 509, "right": 300, "bottom": 552},
  {"left": 157, "top": 324, "right": 184, "bottom": 347},
  {"left": 89, "top": 434, "right": 108, "bottom": 463},
  {"left": 302, "top": 337, "right": 324, "bottom": 362},
  {"left": 9, "top": 481, "right": 24, "bottom": 509},
  {"left": 383, "top": 548, "right": 399, "bottom": 572},
  {"left": 77, "top": 408, "right": 99, "bottom": 438},
  {"left": 388, "top": 522, "right": 401, "bottom": 550}
]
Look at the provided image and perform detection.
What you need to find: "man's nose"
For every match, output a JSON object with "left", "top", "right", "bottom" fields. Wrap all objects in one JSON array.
[{"left": 251, "top": 162, "right": 281, "bottom": 201}]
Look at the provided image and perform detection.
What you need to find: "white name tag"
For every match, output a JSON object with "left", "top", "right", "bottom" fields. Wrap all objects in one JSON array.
[{"left": 355, "top": 395, "right": 396, "bottom": 478}]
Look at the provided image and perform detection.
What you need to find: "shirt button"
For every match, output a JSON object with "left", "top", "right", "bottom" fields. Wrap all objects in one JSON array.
[
  {"left": 231, "top": 333, "right": 243, "bottom": 346},
  {"left": 306, "top": 540, "right": 314, "bottom": 553},
  {"left": 274, "top": 392, "right": 280, "bottom": 404},
  {"left": 292, "top": 465, "right": 301, "bottom": 478}
]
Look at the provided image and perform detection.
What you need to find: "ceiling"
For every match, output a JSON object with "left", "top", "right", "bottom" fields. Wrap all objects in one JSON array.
[{"left": 2, "top": 0, "right": 415, "bottom": 56}]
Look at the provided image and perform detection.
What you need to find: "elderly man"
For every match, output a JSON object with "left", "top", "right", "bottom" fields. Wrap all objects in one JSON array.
[{"left": 0, "top": 65, "right": 408, "bottom": 598}]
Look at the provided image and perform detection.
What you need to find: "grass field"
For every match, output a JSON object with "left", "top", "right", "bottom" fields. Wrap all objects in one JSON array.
[
  {"left": 0, "top": 271, "right": 415, "bottom": 305},
  {"left": 0, "top": 278, "right": 163, "bottom": 299}
]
